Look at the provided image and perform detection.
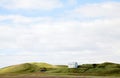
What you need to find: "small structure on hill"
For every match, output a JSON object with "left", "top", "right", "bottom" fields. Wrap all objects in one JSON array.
[
  {"left": 40, "top": 67, "right": 47, "bottom": 72},
  {"left": 68, "top": 62, "right": 78, "bottom": 68}
]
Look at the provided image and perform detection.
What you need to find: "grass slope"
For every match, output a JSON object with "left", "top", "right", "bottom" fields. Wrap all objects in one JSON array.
[
  {"left": 0, "top": 62, "right": 56, "bottom": 74},
  {"left": 0, "top": 62, "right": 120, "bottom": 76},
  {"left": 48, "top": 62, "right": 120, "bottom": 76}
]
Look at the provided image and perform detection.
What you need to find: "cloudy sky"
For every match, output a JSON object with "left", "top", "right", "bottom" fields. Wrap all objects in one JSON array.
[{"left": 0, "top": 0, "right": 120, "bottom": 68}]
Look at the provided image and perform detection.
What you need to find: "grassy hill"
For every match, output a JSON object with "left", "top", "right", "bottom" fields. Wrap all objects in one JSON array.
[
  {"left": 0, "top": 62, "right": 120, "bottom": 76},
  {"left": 47, "top": 62, "right": 120, "bottom": 76},
  {"left": 0, "top": 62, "right": 56, "bottom": 74}
]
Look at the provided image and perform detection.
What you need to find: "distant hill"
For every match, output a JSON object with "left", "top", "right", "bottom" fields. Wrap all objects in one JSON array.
[
  {"left": 0, "top": 62, "right": 56, "bottom": 74},
  {"left": 49, "top": 62, "right": 120, "bottom": 76},
  {"left": 0, "top": 62, "right": 120, "bottom": 76}
]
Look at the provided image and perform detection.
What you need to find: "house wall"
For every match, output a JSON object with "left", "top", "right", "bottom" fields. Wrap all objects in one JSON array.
[{"left": 68, "top": 62, "right": 78, "bottom": 68}]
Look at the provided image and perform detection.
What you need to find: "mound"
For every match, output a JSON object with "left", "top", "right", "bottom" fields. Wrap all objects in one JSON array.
[
  {"left": 49, "top": 62, "right": 120, "bottom": 76},
  {"left": 0, "top": 62, "right": 56, "bottom": 74},
  {"left": 0, "top": 62, "right": 120, "bottom": 76},
  {"left": 31, "top": 62, "right": 56, "bottom": 68}
]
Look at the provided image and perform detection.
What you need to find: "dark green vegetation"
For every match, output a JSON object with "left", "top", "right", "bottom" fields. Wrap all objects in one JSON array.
[
  {"left": 47, "top": 62, "right": 120, "bottom": 76},
  {"left": 0, "top": 62, "right": 120, "bottom": 77}
]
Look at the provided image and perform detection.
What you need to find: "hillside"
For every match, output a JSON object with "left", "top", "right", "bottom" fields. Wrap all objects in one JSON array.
[
  {"left": 0, "top": 62, "right": 56, "bottom": 74},
  {"left": 0, "top": 62, "right": 120, "bottom": 76},
  {"left": 49, "top": 62, "right": 120, "bottom": 76}
]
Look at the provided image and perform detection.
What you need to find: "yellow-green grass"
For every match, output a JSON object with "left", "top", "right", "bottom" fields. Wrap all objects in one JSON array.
[
  {"left": 0, "top": 62, "right": 120, "bottom": 76},
  {"left": 0, "top": 62, "right": 56, "bottom": 74},
  {"left": 31, "top": 62, "right": 57, "bottom": 68}
]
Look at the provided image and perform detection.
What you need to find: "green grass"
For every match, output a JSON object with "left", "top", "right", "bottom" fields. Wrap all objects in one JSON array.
[
  {"left": 47, "top": 62, "right": 120, "bottom": 76},
  {"left": 0, "top": 63, "right": 34, "bottom": 74},
  {"left": 31, "top": 62, "right": 57, "bottom": 68},
  {"left": 0, "top": 62, "right": 120, "bottom": 76},
  {"left": 0, "top": 62, "right": 56, "bottom": 74}
]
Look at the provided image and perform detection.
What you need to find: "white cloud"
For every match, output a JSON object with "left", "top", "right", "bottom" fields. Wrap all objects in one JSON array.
[
  {"left": 0, "top": 1, "right": 120, "bottom": 67},
  {"left": 0, "top": 15, "right": 52, "bottom": 25},
  {"left": 0, "top": 0, "right": 63, "bottom": 10},
  {"left": 67, "top": 0, "right": 77, "bottom": 6},
  {"left": 72, "top": 2, "right": 120, "bottom": 18},
  {"left": 0, "top": 15, "right": 120, "bottom": 54}
]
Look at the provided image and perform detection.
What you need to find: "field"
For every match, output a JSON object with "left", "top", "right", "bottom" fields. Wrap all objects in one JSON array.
[
  {"left": 0, "top": 62, "right": 120, "bottom": 78},
  {"left": 0, "top": 76, "right": 120, "bottom": 78},
  {"left": 0, "top": 72, "right": 120, "bottom": 78}
]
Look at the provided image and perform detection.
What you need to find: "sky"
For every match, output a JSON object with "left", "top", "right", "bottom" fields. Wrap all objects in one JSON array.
[{"left": 0, "top": 0, "right": 120, "bottom": 68}]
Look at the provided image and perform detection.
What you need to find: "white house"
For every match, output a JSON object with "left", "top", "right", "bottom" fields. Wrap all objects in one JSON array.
[{"left": 68, "top": 62, "right": 78, "bottom": 68}]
